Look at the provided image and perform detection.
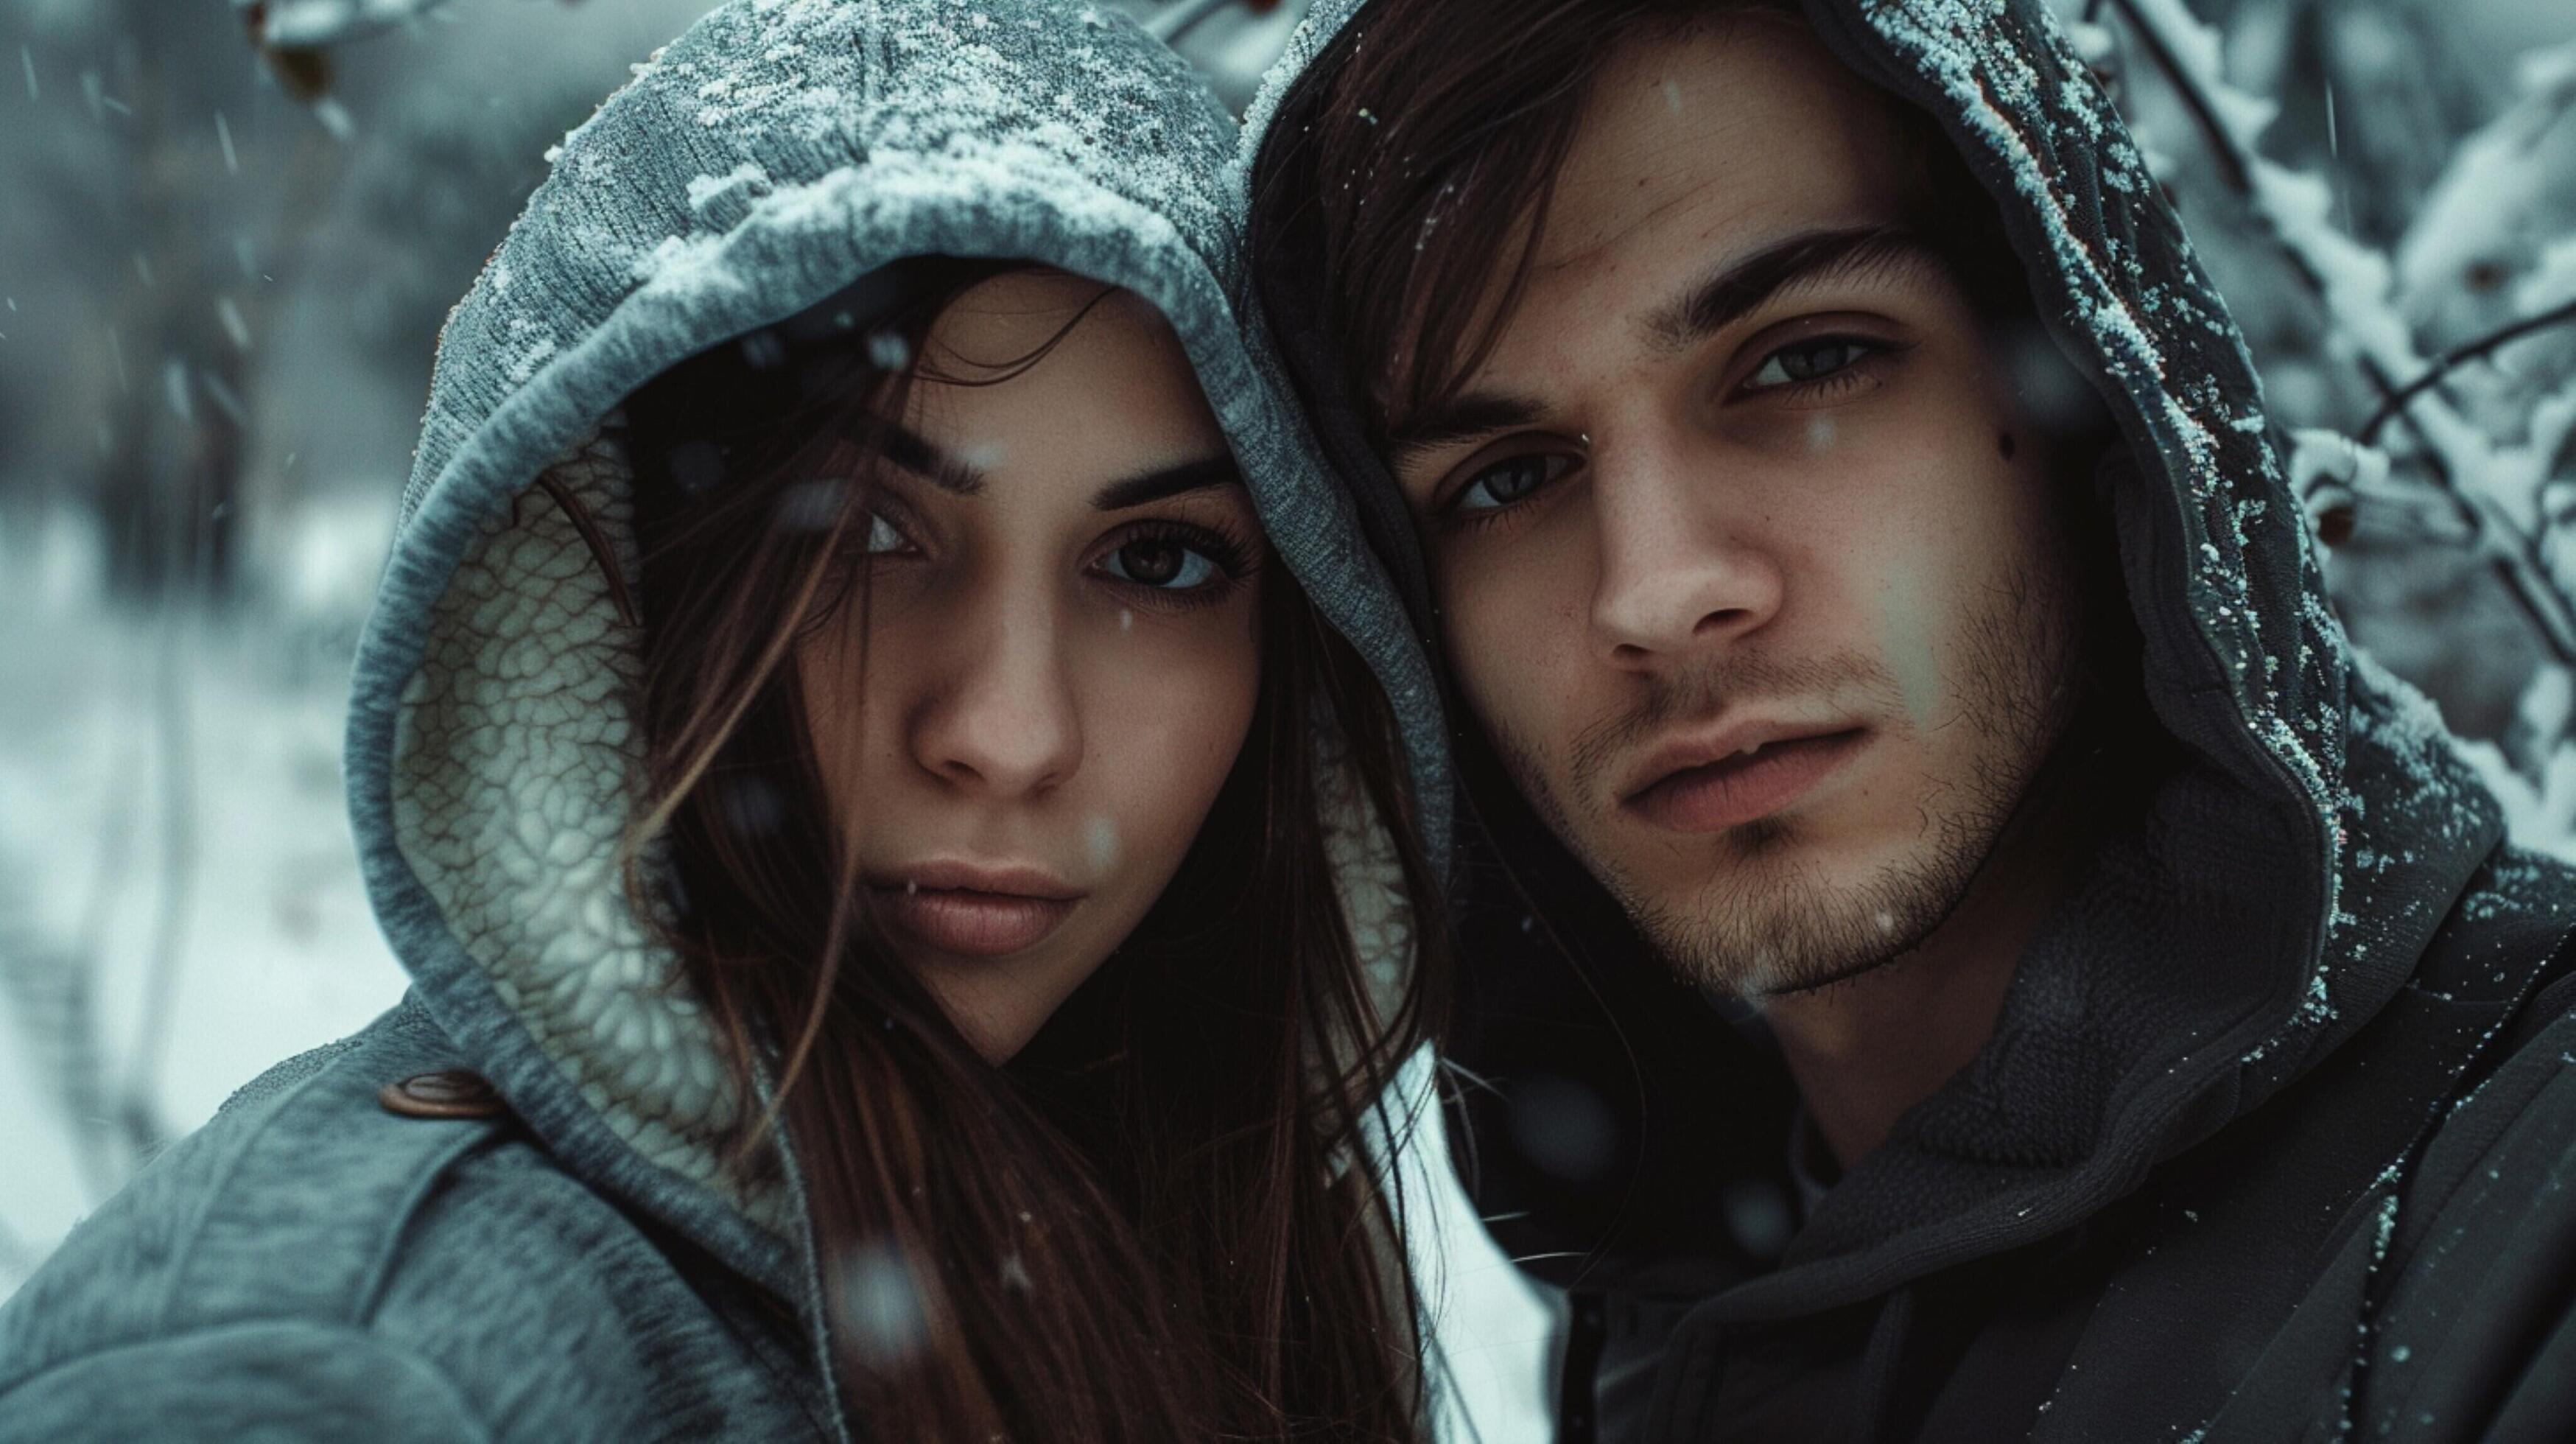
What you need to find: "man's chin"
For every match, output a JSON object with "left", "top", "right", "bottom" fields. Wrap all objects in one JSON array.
[
  {"left": 1642, "top": 910, "right": 1928, "bottom": 999},
  {"left": 1728, "top": 941, "right": 1916, "bottom": 1000},
  {"left": 1610, "top": 840, "right": 1972, "bottom": 999}
]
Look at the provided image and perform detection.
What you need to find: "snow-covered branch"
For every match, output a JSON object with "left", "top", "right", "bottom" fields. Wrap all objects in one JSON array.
[
  {"left": 2109, "top": 0, "right": 2576, "bottom": 668},
  {"left": 2358, "top": 297, "right": 2576, "bottom": 446},
  {"left": 2394, "top": 44, "right": 2576, "bottom": 351},
  {"left": 234, "top": 0, "right": 461, "bottom": 51}
]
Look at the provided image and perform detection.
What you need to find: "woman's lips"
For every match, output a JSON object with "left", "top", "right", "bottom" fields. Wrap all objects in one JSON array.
[
  {"left": 866, "top": 862, "right": 1084, "bottom": 958},
  {"left": 1622, "top": 729, "right": 1867, "bottom": 833},
  {"left": 873, "top": 884, "right": 1078, "bottom": 958}
]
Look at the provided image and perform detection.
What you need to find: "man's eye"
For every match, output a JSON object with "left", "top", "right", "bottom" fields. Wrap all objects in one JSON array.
[
  {"left": 1455, "top": 452, "right": 1577, "bottom": 514},
  {"left": 1745, "top": 337, "right": 1878, "bottom": 391},
  {"left": 1101, "top": 536, "right": 1220, "bottom": 589}
]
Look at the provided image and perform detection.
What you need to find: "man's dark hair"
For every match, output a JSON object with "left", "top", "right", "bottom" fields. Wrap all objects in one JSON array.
[{"left": 1250, "top": 0, "right": 2034, "bottom": 446}]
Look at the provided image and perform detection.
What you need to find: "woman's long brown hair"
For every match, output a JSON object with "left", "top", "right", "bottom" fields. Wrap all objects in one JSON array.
[{"left": 613, "top": 257, "right": 1447, "bottom": 1442}]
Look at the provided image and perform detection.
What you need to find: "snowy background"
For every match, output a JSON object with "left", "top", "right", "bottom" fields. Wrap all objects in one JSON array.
[{"left": 2, "top": 0, "right": 2572, "bottom": 1438}]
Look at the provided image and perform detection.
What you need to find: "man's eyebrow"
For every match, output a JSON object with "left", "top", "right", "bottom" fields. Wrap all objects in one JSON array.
[
  {"left": 880, "top": 423, "right": 986, "bottom": 496},
  {"left": 1092, "top": 456, "right": 1243, "bottom": 511},
  {"left": 1376, "top": 231, "right": 1933, "bottom": 464},
  {"left": 1643, "top": 225, "right": 1940, "bottom": 355},
  {"left": 1383, "top": 390, "right": 1548, "bottom": 466}
]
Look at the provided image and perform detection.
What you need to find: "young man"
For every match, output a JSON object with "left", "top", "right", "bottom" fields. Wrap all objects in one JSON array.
[{"left": 1245, "top": 1, "right": 2576, "bottom": 1439}]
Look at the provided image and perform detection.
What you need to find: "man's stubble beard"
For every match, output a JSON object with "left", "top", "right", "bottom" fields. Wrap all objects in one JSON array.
[{"left": 1487, "top": 562, "right": 2083, "bottom": 1000}]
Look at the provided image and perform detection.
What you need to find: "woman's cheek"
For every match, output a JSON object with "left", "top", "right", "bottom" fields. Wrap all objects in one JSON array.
[
  {"left": 1081, "top": 600, "right": 1262, "bottom": 884},
  {"left": 793, "top": 606, "right": 880, "bottom": 819}
]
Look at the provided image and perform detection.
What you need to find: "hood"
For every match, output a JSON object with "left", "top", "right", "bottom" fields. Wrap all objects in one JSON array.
[
  {"left": 1240, "top": 0, "right": 2507, "bottom": 1311},
  {"left": 346, "top": 0, "right": 1442, "bottom": 1311}
]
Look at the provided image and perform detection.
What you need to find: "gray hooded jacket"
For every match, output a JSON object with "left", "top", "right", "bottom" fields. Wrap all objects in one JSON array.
[
  {"left": 1243, "top": 0, "right": 2576, "bottom": 1440},
  {"left": 0, "top": 1, "right": 1443, "bottom": 1437}
]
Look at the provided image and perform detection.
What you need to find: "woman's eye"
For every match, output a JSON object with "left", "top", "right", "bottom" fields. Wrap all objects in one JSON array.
[
  {"left": 1455, "top": 452, "right": 1576, "bottom": 514},
  {"left": 1102, "top": 536, "right": 1220, "bottom": 589},
  {"left": 1745, "top": 337, "right": 1877, "bottom": 391},
  {"left": 861, "top": 512, "right": 908, "bottom": 554}
]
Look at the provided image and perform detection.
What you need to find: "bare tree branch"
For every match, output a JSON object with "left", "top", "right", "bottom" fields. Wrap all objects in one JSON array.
[
  {"left": 115, "top": 558, "right": 200, "bottom": 1162},
  {"left": 2360, "top": 296, "right": 2576, "bottom": 446},
  {"left": 2110, "top": 0, "right": 2576, "bottom": 668}
]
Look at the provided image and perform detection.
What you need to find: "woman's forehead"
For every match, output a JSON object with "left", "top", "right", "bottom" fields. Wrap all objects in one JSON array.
[
  {"left": 934, "top": 270, "right": 1158, "bottom": 350},
  {"left": 914, "top": 292, "right": 1217, "bottom": 450}
]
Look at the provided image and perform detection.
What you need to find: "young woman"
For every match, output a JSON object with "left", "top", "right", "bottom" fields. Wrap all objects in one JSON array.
[{"left": 0, "top": 3, "right": 1453, "bottom": 1440}]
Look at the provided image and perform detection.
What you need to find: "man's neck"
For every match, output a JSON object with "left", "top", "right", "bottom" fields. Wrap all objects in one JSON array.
[{"left": 1758, "top": 771, "right": 2094, "bottom": 1174}]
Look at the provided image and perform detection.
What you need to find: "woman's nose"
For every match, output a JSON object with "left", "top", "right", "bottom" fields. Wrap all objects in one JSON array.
[{"left": 909, "top": 603, "right": 1084, "bottom": 798}]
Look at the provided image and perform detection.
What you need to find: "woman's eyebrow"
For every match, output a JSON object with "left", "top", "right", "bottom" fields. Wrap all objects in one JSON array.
[
  {"left": 881, "top": 422, "right": 987, "bottom": 496},
  {"left": 1092, "top": 456, "right": 1242, "bottom": 511}
]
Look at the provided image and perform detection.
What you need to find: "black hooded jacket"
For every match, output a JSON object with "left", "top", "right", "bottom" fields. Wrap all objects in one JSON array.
[{"left": 1243, "top": 0, "right": 2576, "bottom": 1438}]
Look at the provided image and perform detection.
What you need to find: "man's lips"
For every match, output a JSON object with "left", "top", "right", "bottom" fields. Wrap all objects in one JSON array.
[
  {"left": 1619, "top": 724, "right": 1869, "bottom": 833},
  {"left": 866, "top": 861, "right": 1084, "bottom": 958}
]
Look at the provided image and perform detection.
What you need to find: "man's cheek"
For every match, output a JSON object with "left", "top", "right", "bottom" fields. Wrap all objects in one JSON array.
[{"left": 1460, "top": 631, "right": 1574, "bottom": 800}]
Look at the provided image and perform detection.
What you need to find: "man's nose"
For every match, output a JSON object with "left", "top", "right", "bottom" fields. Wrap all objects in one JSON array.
[
  {"left": 1587, "top": 433, "right": 1784, "bottom": 667},
  {"left": 909, "top": 592, "right": 1084, "bottom": 798}
]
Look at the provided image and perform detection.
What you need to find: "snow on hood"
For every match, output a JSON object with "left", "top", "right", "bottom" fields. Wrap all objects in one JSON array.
[
  {"left": 1239, "top": 0, "right": 2516, "bottom": 1298},
  {"left": 345, "top": 0, "right": 1441, "bottom": 1290}
]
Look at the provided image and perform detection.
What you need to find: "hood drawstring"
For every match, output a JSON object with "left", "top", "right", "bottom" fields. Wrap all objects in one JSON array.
[{"left": 1852, "top": 1283, "right": 1919, "bottom": 1442}]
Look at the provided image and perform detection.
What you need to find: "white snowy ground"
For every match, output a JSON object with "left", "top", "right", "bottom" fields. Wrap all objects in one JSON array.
[
  {"left": 0, "top": 506, "right": 408, "bottom": 1263},
  {"left": 0, "top": 505, "right": 1554, "bottom": 1440}
]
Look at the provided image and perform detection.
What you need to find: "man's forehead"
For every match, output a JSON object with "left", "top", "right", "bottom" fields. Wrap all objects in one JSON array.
[
  {"left": 1369, "top": 10, "right": 1939, "bottom": 449},
  {"left": 1529, "top": 18, "right": 1912, "bottom": 276}
]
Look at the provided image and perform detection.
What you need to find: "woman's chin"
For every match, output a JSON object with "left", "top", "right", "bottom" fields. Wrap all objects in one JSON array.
[
  {"left": 883, "top": 902, "right": 1129, "bottom": 1064},
  {"left": 915, "top": 965, "right": 1082, "bottom": 1065}
]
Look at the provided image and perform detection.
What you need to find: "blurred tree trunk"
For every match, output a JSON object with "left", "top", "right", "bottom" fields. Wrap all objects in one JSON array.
[{"left": 88, "top": 4, "right": 343, "bottom": 600}]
